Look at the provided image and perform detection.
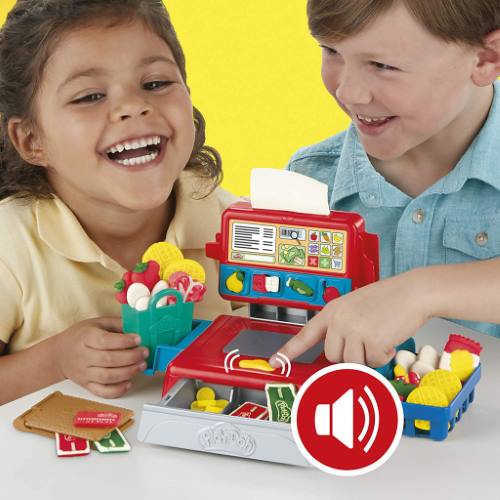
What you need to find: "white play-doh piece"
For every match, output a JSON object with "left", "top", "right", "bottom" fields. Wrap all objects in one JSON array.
[
  {"left": 410, "top": 360, "right": 434, "bottom": 377},
  {"left": 126, "top": 282, "right": 150, "bottom": 308},
  {"left": 395, "top": 350, "right": 417, "bottom": 371},
  {"left": 135, "top": 296, "right": 150, "bottom": 311},
  {"left": 418, "top": 345, "right": 439, "bottom": 369},
  {"left": 439, "top": 351, "right": 451, "bottom": 370},
  {"left": 156, "top": 297, "right": 168, "bottom": 308},
  {"left": 151, "top": 280, "right": 168, "bottom": 296}
]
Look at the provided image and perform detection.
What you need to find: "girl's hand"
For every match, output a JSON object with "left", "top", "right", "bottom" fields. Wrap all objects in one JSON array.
[
  {"left": 270, "top": 269, "right": 431, "bottom": 368},
  {"left": 53, "top": 317, "right": 148, "bottom": 398}
]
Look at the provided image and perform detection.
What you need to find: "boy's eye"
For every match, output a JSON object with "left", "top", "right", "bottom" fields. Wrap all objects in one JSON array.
[
  {"left": 143, "top": 80, "right": 173, "bottom": 90},
  {"left": 72, "top": 93, "right": 104, "bottom": 104},
  {"left": 371, "top": 61, "right": 398, "bottom": 71},
  {"left": 320, "top": 45, "right": 338, "bottom": 56}
]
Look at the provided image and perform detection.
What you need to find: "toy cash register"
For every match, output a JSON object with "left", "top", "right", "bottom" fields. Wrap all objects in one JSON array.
[{"left": 137, "top": 200, "right": 380, "bottom": 465}]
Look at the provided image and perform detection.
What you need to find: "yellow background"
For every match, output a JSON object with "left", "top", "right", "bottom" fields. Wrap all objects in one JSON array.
[{"left": 0, "top": 1, "right": 347, "bottom": 195}]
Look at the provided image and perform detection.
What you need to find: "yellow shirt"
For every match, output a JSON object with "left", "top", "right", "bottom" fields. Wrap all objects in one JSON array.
[{"left": 0, "top": 172, "right": 239, "bottom": 353}]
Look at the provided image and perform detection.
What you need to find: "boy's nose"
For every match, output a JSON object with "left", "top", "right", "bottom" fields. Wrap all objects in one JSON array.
[{"left": 334, "top": 70, "right": 372, "bottom": 107}]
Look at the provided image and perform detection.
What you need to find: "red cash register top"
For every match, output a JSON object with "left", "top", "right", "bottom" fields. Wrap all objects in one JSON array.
[{"left": 162, "top": 315, "right": 331, "bottom": 396}]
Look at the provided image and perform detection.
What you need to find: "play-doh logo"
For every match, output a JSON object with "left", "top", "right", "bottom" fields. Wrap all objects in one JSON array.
[{"left": 292, "top": 364, "right": 403, "bottom": 476}]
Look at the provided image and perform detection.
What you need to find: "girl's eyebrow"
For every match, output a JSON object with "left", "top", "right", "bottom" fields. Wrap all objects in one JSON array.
[{"left": 57, "top": 54, "right": 177, "bottom": 93}]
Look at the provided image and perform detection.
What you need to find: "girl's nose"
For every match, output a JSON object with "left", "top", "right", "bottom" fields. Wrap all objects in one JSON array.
[{"left": 110, "top": 95, "right": 152, "bottom": 122}]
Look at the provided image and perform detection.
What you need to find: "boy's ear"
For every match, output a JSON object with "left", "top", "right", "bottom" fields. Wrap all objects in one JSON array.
[
  {"left": 7, "top": 117, "right": 49, "bottom": 167},
  {"left": 472, "top": 29, "right": 500, "bottom": 86}
]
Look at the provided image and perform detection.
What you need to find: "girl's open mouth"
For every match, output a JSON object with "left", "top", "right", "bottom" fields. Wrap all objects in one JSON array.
[{"left": 103, "top": 135, "right": 167, "bottom": 167}]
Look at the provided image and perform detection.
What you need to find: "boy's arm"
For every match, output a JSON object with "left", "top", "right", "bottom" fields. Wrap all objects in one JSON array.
[
  {"left": 419, "top": 258, "right": 500, "bottom": 323},
  {"left": 0, "top": 336, "right": 63, "bottom": 405},
  {"left": 270, "top": 258, "right": 500, "bottom": 369}
]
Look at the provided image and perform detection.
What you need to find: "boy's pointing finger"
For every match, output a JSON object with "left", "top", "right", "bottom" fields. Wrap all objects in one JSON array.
[{"left": 269, "top": 313, "right": 328, "bottom": 368}]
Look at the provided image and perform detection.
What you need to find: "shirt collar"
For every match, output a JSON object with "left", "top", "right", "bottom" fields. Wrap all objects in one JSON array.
[
  {"left": 332, "top": 124, "right": 410, "bottom": 208},
  {"left": 36, "top": 169, "right": 221, "bottom": 266},
  {"left": 36, "top": 195, "right": 104, "bottom": 264}
]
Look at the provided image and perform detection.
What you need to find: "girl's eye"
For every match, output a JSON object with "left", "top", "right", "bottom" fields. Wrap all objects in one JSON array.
[
  {"left": 144, "top": 80, "right": 173, "bottom": 90},
  {"left": 371, "top": 61, "right": 398, "bottom": 71},
  {"left": 72, "top": 93, "right": 104, "bottom": 104}
]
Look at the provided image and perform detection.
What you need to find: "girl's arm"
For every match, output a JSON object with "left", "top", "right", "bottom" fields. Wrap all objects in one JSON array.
[
  {"left": 0, "top": 317, "right": 148, "bottom": 405},
  {"left": 0, "top": 336, "right": 63, "bottom": 405}
]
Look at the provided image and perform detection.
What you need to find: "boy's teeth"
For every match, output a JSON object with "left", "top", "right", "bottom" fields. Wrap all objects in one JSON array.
[
  {"left": 116, "top": 151, "right": 159, "bottom": 166},
  {"left": 357, "top": 114, "right": 390, "bottom": 123}
]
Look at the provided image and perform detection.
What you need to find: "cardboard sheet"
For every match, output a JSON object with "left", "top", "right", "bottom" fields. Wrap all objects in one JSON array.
[{"left": 13, "top": 391, "right": 134, "bottom": 442}]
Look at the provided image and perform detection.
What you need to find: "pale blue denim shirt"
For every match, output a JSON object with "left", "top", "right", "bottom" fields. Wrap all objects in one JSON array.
[{"left": 286, "top": 81, "right": 500, "bottom": 338}]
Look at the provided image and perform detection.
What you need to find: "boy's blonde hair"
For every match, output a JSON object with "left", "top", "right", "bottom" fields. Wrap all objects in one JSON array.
[
  {"left": 307, "top": 0, "right": 500, "bottom": 45},
  {"left": 0, "top": 0, "right": 222, "bottom": 200}
]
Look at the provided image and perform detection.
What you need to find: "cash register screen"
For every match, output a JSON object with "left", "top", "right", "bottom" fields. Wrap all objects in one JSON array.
[{"left": 223, "top": 329, "right": 324, "bottom": 364}]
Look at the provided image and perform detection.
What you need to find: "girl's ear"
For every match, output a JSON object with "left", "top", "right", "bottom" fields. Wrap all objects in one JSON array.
[
  {"left": 472, "top": 29, "right": 500, "bottom": 86},
  {"left": 7, "top": 117, "right": 49, "bottom": 167}
]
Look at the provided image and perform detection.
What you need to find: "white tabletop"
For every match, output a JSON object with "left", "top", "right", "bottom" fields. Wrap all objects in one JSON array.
[{"left": 1, "top": 318, "right": 498, "bottom": 500}]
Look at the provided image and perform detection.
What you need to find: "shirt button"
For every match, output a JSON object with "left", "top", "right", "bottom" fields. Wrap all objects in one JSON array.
[
  {"left": 475, "top": 232, "right": 488, "bottom": 246},
  {"left": 412, "top": 209, "right": 425, "bottom": 224}
]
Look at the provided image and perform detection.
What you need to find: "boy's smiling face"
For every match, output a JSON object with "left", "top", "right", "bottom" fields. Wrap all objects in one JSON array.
[
  {"left": 318, "top": 2, "right": 484, "bottom": 162},
  {"left": 31, "top": 19, "right": 195, "bottom": 212}
]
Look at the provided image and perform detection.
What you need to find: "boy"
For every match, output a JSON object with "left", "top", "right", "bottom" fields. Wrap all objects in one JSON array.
[{"left": 270, "top": 0, "right": 500, "bottom": 369}]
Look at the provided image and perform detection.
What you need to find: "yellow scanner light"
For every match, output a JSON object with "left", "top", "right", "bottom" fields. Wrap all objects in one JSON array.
[{"left": 239, "top": 359, "right": 276, "bottom": 372}]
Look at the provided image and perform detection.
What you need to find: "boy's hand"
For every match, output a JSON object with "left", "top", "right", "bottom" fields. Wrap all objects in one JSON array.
[
  {"left": 270, "top": 270, "right": 431, "bottom": 368},
  {"left": 53, "top": 317, "right": 148, "bottom": 398}
]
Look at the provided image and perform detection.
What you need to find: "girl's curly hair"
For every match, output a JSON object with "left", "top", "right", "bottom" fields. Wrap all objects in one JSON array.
[{"left": 0, "top": 0, "right": 222, "bottom": 200}]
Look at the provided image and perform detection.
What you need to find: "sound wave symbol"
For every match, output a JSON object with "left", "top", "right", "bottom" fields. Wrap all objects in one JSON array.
[
  {"left": 224, "top": 349, "right": 240, "bottom": 373},
  {"left": 357, "top": 386, "right": 379, "bottom": 453},
  {"left": 223, "top": 350, "right": 292, "bottom": 377},
  {"left": 274, "top": 352, "right": 292, "bottom": 378}
]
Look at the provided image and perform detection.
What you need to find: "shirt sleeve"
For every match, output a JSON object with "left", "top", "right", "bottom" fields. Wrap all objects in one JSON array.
[
  {"left": 216, "top": 187, "right": 239, "bottom": 209},
  {"left": 0, "top": 258, "right": 23, "bottom": 344}
]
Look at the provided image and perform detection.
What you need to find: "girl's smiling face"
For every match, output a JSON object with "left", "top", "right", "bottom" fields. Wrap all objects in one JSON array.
[
  {"left": 32, "top": 18, "right": 195, "bottom": 212},
  {"left": 318, "top": 2, "right": 482, "bottom": 162}
]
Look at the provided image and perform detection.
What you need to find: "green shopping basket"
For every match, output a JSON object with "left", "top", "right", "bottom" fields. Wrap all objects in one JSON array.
[{"left": 121, "top": 289, "right": 194, "bottom": 368}]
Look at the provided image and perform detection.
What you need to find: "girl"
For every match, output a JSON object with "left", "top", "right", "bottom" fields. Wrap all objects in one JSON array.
[{"left": 0, "top": 0, "right": 235, "bottom": 404}]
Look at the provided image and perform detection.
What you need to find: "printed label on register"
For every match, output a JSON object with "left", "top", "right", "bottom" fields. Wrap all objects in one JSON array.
[
  {"left": 280, "top": 227, "right": 306, "bottom": 241},
  {"left": 229, "top": 220, "right": 348, "bottom": 274},
  {"left": 232, "top": 222, "right": 276, "bottom": 254}
]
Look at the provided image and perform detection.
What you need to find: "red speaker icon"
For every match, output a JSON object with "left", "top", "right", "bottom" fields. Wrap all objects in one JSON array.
[
  {"left": 292, "top": 364, "right": 403, "bottom": 476},
  {"left": 314, "top": 387, "right": 379, "bottom": 452}
]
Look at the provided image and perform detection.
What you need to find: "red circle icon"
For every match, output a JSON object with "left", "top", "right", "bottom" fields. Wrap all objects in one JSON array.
[{"left": 291, "top": 363, "right": 403, "bottom": 476}]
